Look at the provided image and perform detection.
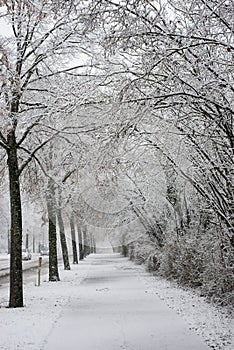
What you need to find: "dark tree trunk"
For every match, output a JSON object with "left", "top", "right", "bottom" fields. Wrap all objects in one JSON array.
[
  {"left": 77, "top": 225, "right": 84, "bottom": 260},
  {"left": 93, "top": 238, "right": 96, "bottom": 253},
  {"left": 47, "top": 179, "right": 60, "bottom": 281},
  {"left": 57, "top": 207, "right": 70, "bottom": 270},
  {"left": 90, "top": 233, "right": 93, "bottom": 253},
  {"left": 90, "top": 233, "right": 96, "bottom": 253},
  {"left": 83, "top": 226, "right": 90, "bottom": 257},
  {"left": 70, "top": 214, "right": 78, "bottom": 264},
  {"left": 90, "top": 236, "right": 93, "bottom": 253},
  {"left": 122, "top": 244, "right": 128, "bottom": 257},
  {"left": 7, "top": 134, "right": 23, "bottom": 308}
]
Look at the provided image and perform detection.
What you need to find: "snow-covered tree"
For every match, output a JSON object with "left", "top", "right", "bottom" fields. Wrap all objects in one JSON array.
[{"left": 0, "top": 0, "right": 96, "bottom": 307}]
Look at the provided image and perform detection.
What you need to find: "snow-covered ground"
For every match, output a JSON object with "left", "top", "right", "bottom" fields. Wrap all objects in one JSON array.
[
  {"left": 134, "top": 265, "right": 234, "bottom": 350},
  {"left": 0, "top": 253, "right": 233, "bottom": 350}
]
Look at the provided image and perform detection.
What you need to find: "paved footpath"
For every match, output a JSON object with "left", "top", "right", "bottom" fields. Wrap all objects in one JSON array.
[{"left": 43, "top": 254, "right": 210, "bottom": 350}]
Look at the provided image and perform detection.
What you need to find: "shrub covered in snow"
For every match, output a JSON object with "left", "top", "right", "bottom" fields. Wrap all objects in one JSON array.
[{"left": 120, "top": 209, "right": 234, "bottom": 307}]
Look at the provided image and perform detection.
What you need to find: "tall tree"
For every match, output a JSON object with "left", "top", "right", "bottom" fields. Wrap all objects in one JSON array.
[
  {"left": 57, "top": 188, "right": 70, "bottom": 270},
  {"left": 0, "top": 0, "right": 94, "bottom": 307},
  {"left": 70, "top": 212, "right": 78, "bottom": 264},
  {"left": 94, "top": 0, "right": 234, "bottom": 246},
  {"left": 46, "top": 177, "right": 60, "bottom": 281},
  {"left": 77, "top": 223, "right": 84, "bottom": 260}
]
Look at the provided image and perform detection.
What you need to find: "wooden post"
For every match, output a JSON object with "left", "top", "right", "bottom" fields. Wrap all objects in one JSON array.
[{"left": 38, "top": 256, "right": 42, "bottom": 287}]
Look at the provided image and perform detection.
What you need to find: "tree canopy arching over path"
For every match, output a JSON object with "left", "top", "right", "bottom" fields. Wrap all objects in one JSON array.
[{"left": 0, "top": 0, "right": 233, "bottom": 307}]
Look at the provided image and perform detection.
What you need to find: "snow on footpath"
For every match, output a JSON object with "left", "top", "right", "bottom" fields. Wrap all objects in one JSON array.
[
  {"left": 130, "top": 263, "right": 234, "bottom": 350},
  {"left": 0, "top": 253, "right": 233, "bottom": 350},
  {"left": 43, "top": 254, "right": 210, "bottom": 350}
]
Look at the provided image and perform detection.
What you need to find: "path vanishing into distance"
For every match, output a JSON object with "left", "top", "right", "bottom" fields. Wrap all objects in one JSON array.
[{"left": 43, "top": 254, "right": 210, "bottom": 350}]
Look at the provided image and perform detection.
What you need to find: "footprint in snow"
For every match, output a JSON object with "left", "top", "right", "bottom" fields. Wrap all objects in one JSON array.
[{"left": 96, "top": 287, "right": 109, "bottom": 292}]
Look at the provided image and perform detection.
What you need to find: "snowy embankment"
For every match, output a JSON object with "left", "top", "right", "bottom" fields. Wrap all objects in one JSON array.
[{"left": 0, "top": 254, "right": 233, "bottom": 350}]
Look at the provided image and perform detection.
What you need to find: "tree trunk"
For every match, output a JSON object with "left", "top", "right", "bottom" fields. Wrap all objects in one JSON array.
[
  {"left": 90, "top": 233, "right": 96, "bottom": 253},
  {"left": 77, "top": 224, "right": 84, "bottom": 260},
  {"left": 90, "top": 233, "right": 94, "bottom": 253},
  {"left": 122, "top": 244, "right": 128, "bottom": 257},
  {"left": 70, "top": 214, "right": 78, "bottom": 264},
  {"left": 93, "top": 238, "right": 96, "bottom": 253},
  {"left": 7, "top": 134, "right": 23, "bottom": 308},
  {"left": 47, "top": 179, "right": 60, "bottom": 281},
  {"left": 57, "top": 207, "right": 70, "bottom": 270},
  {"left": 83, "top": 226, "right": 90, "bottom": 257}
]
